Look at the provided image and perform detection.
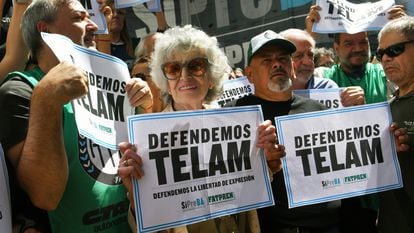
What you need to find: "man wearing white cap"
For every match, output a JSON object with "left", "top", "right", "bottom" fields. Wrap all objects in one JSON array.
[{"left": 226, "top": 30, "right": 340, "bottom": 233}]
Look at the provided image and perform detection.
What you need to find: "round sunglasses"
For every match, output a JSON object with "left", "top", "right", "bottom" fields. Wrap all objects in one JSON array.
[
  {"left": 161, "top": 57, "right": 210, "bottom": 80},
  {"left": 376, "top": 40, "right": 414, "bottom": 62}
]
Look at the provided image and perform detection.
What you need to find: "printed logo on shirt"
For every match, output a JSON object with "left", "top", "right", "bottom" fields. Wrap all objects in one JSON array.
[
  {"left": 82, "top": 199, "right": 129, "bottom": 232},
  {"left": 78, "top": 134, "right": 123, "bottom": 185},
  {"left": 402, "top": 120, "right": 414, "bottom": 135}
]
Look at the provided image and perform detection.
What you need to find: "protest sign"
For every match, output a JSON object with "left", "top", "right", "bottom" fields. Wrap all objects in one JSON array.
[
  {"left": 212, "top": 77, "right": 255, "bottom": 107},
  {"left": 0, "top": 144, "right": 11, "bottom": 233},
  {"left": 275, "top": 102, "right": 402, "bottom": 208},
  {"left": 313, "top": 0, "right": 395, "bottom": 34},
  {"left": 127, "top": 105, "right": 274, "bottom": 233},
  {"left": 115, "top": 0, "right": 149, "bottom": 9},
  {"left": 79, "top": 0, "right": 108, "bottom": 34},
  {"left": 293, "top": 88, "right": 344, "bottom": 109},
  {"left": 41, "top": 32, "right": 134, "bottom": 150},
  {"left": 146, "top": 0, "right": 161, "bottom": 12}
]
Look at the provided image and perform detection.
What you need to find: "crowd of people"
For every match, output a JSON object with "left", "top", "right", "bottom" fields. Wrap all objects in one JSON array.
[{"left": 0, "top": 0, "right": 413, "bottom": 232}]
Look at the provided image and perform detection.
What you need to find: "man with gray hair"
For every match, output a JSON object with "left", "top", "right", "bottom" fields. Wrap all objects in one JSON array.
[
  {"left": 280, "top": 28, "right": 367, "bottom": 107},
  {"left": 377, "top": 15, "right": 414, "bottom": 233},
  {"left": 0, "top": 0, "right": 152, "bottom": 232},
  {"left": 279, "top": 29, "right": 338, "bottom": 90}
]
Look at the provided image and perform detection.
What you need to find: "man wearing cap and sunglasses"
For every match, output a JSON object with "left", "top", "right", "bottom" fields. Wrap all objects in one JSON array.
[
  {"left": 376, "top": 16, "right": 414, "bottom": 233},
  {"left": 305, "top": 5, "right": 408, "bottom": 233},
  {"left": 226, "top": 30, "right": 341, "bottom": 233}
]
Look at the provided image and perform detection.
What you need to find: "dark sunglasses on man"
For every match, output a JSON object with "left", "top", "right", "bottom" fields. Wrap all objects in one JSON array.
[{"left": 376, "top": 40, "right": 414, "bottom": 62}]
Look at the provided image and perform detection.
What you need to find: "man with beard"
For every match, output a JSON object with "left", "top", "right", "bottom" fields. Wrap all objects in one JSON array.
[
  {"left": 305, "top": 5, "right": 407, "bottom": 104},
  {"left": 226, "top": 30, "right": 341, "bottom": 233},
  {"left": 323, "top": 32, "right": 391, "bottom": 104},
  {"left": 305, "top": 5, "right": 407, "bottom": 233}
]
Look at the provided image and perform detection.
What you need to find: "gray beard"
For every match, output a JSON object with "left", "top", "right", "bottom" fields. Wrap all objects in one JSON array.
[{"left": 268, "top": 77, "right": 292, "bottom": 92}]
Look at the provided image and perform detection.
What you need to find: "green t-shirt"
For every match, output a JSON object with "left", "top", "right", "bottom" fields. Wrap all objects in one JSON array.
[
  {"left": 323, "top": 63, "right": 387, "bottom": 104},
  {"left": 6, "top": 67, "right": 131, "bottom": 233}
]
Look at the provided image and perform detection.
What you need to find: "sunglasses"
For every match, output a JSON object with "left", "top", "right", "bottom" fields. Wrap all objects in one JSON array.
[
  {"left": 376, "top": 40, "right": 414, "bottom": 62},
  {"left": 161, "top": 57, "right": 209, "bottom": 80}
]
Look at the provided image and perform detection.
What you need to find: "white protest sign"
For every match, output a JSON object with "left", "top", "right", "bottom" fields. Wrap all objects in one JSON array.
[
  {"left": 313, "top": 0, "right": 395, "bottom": 34},
  {"left": 41, "top": 32, "right": 134, "bottom": 150},
  {"left": 79, "top": 0, "right": 108, "bottom": 34},
  {"left": 212, "top": 77, "right": 255, "bottom": 107},
  {"left": 115, "top": 0, "right": 149, "bottom": 9},
  {"left": 275, "top": 102, "right": 402, "bottom": 208},
  {"left": 293, "top": 88, "right": 344, "bottom": 109},
  {"left": 127, "top": 105, "right": 274, "bottom": 233},
  {"left": 0, "top": 144, "right": 11, "bottom": 233}
]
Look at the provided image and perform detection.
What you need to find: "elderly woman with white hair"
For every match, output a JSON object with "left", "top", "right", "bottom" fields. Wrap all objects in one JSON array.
[
  {"left": 150, "top": 25, "right": 228, "bottom": 110},
  {"left": 118, "top": 25, "right": 285, "bottom": 233}
]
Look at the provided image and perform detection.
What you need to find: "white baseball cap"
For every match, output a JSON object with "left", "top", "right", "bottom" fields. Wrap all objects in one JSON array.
[{"left": 247, "top": 30, "right": 296, "bottom": 64}]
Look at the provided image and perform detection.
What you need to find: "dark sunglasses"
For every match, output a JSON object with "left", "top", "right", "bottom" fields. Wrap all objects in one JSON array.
[
  {"left": 376, "top": 40, "right": 414, "bottom": 62},
  {"left": 161, "top": 57, "right": 209, "bottom": 80}
]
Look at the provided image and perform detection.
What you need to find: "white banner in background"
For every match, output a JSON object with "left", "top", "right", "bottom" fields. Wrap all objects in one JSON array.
[
  {"left": 41, "top": 32, "right": 134, "bottom": 150},
  {"left": 128, "top": 105, "right": 274, "bottom": 233},
  {"left": 0, "top": 144, "right": 11, "bottom": 233},
  {"left": 115, "top": 0, "right": 149, "bottom": 9},
  {"left": 313, "top": 0, "right": 395, "bottom": 34},
  {"left": 293, "top": 88, "right": 344, "bottom": 109},
  {"left": 275, "top": 102, "right": 402, "bottom": 208},
  {"left": 79, "top": 0, "right": 108, "bottom": 34},
  {"left": 212, "top": 77, "right": 255, "bottom": 107}
]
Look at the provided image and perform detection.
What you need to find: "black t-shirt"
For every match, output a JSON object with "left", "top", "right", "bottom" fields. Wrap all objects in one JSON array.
[
  {"left": 0, "top": 76, "right": 51, "bottom": 232},
  {"left": 378, "top": 93, "right": 414, "bottom": 233},
  {"left": 226, "top": 94, "right": 340, "bottom": 231},
  {"left": 111, "top": 43, "right": 134, "bottom": 70},
  {"left": 0, "top": 77, "right": 32, "bottom": 151}
]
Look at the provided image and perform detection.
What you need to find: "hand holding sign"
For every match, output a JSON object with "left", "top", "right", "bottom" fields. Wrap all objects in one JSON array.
[
  {"left": 36, "top": 61, "right": 88, "bottom": 105},
  {"left": 340, "top": 86, "right": 366, "bottom": 107},
  {"left": 390, "top": 123, "right": 410, "bottom": 152},
  {"left": 387, "top": 4, "right": 407, "bottom": 20},
  {"left": 308, "top": 0, "right": 396, "bottom": 34},
  {"left": 117, "top": 142, "right": 144, "bottom": 211},
  {"left": 125, "top": 78, "right": 153, "bottom": 111},
  {"left": 256, "top": 120, "right": 285, "bottom": 174}
]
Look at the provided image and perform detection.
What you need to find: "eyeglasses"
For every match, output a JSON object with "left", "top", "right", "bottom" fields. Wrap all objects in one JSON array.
[
  {"left": 376, "top": 40, "right": 414, "bottom": 62},
  {"left": 161, "top": 57, "right": 209, "bottom": 80}
]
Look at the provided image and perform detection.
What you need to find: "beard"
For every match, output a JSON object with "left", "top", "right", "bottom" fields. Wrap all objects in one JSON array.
[
  {"left": 343, "top": 51, "right": 370, "bottom": 70},
  {"left": 268, "top": 76, "right": 292, "bottom": 92}
]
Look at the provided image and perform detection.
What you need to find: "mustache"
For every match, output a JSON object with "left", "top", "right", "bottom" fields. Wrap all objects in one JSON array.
[{"left": 271, "top": 68, "right": 287, "bottom": 76}]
